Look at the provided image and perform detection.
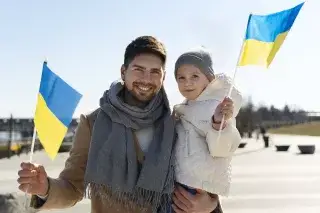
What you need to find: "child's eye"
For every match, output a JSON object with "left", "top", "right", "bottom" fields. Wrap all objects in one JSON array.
[
  {"left": 192, "top": 75, "right": 199, "bottom": 78},
  {"left": 178, "top": 76, "right": 185, "bottom": 80}
]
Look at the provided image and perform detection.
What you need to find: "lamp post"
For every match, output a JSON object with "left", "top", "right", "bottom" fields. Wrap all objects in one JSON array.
[{"left": 7, "top": 114, "right": 13, "bottom": 158}]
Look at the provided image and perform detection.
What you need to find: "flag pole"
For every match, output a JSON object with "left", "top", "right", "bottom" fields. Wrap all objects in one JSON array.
[
  {"left": 24, "top": 123, "right": 37, "bottom": 209},
  {"left": 24, "top": 126, "right": 36, "bottom": 208},
  {"left": 28, "top": 126, "right": 37, "bottom": 163},
  {"left": 215, "top": 30, "right": 246, "bottom": 142},
  {"left": 24, "top": 58, "right": 47, "bottom": 209}
]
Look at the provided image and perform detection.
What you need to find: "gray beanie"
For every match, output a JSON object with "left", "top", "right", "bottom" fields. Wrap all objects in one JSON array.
[{"left": 174, "top": 48, "right": 214, "bottom": 80}]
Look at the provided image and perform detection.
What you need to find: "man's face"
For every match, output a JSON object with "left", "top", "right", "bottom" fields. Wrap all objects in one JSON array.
[{"left": 121, "top": 53, "right": 165, "bottom": 102}]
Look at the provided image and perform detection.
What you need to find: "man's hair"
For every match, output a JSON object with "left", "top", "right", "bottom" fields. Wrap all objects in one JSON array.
[{"left": 123, "top": 36, "right": 166, "bottom": 68}]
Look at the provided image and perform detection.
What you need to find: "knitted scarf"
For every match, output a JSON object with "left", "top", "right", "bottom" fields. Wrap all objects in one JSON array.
[{"left": 84, "top": 80, "right": 175, "bottom": 212}]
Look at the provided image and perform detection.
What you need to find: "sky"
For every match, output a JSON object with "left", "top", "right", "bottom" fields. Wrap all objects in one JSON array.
[{"left": 0, "top": 0, "right": 319, "bottom": 118}]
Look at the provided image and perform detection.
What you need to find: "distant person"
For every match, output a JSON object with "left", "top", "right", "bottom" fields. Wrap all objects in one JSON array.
[
  {"left": 256, "top": 125, "right": 266, "bottom": 140},
  {"left": 260, "top": 126, "right": 270, "bottom": 147},
  {"left": 260, "top": 126, "right": 266, "bottom": 136},
  {"left": 17, "top": 36, "right": 222, "bottom": 213},
  {"left": 170, "top": 48, "right": 242, "bottom": 212}
]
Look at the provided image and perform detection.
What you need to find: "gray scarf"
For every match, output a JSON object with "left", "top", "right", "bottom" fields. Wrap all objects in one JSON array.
[{"left": 84, "top": 80, "right": 175, "bottom": 212}]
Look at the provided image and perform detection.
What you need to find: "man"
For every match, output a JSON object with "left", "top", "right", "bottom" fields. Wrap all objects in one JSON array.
[{"left": 17, "top": 36, "right": 221, "bottom": 213}]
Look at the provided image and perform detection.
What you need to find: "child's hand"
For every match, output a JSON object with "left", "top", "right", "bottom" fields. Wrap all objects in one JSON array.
[{"left": 213, "top": 97, "right": 234, "bottom": 123}]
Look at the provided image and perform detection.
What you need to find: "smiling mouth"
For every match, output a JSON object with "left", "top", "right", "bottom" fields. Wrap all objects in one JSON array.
[{"left": 136, "top": 85, "right": 152, "bottom": 92}]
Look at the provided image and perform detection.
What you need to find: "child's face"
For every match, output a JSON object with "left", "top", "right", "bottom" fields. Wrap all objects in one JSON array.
[{"left": 176, "top": 64, "right": 210, "bottom": 100}]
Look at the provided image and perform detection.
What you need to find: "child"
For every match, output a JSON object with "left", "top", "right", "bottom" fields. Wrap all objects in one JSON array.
[{"left": 172, "top": 48, "right": 242, "bottom": 210}]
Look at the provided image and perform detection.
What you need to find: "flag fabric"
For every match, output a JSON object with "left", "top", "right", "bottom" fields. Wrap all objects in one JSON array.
[
  {"left": 34, "top": 61, "right": 82, "bottom": 159},
  {"left": 238, "top": 2, "right": 304, "bottom": 67}
]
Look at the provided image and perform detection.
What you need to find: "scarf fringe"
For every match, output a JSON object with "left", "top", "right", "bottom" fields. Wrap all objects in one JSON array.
[{"left": 84, "top": 182, "right": 172, "bottom": 213}]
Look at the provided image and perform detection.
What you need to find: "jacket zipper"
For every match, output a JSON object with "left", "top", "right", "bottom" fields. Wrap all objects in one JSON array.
[{"left": 185, "top": 130, "right": 190, "bottom": 156}]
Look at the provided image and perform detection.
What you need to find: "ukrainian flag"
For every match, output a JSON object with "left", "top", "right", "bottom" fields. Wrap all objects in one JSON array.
[
  {"left": 238, "top": 2, "right": 304, "bottom": 67},
  {"left": 34, "top": 61, "right": 82, "bottom": 159}
]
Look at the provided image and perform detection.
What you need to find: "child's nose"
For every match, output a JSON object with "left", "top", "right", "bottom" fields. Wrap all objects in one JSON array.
[{"left": 185, "top": 79, "right": 194, "bottom": 87}]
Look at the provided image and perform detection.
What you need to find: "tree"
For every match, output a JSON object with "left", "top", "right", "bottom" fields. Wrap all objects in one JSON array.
[{"left": 236, "top": 98, "right": 309, "bottom": 134}]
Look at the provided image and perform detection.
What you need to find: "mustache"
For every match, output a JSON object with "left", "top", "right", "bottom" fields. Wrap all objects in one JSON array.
[{"left": 132, "top": 82, "right": 156, "bottom": 87}]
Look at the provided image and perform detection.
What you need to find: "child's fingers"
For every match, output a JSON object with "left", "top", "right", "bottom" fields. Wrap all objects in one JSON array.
[
  {"left": 221, "top": 109, "right": 233, "bottom": 119},
  {"left": 221, "top": 99, "right": 233, "bottom": 107},
  {"left": 223, "top": 97, "right": 232, "bottom": 103},
  {"left": 220, "top": 105, "right": 233, "bottom": 112}
]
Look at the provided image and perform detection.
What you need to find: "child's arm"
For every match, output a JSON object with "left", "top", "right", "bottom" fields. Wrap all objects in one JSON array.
[
  {"left": 206, "top": 78, "right": 243, "bottom": 158},
  {"left": 206, "top": 117, "right": 241, "bottom": 157}
]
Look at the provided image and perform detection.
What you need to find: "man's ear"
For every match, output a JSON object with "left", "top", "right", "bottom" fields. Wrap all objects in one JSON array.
[
  {"left": 163, "top": 71, "right": 166, "bottom": 81},
  {"left": 120, "top": 65, "right": 126, "bottom": 81}
]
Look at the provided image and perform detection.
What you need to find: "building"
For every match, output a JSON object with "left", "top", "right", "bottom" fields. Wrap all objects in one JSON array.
[{"left": 0, "top": 118, "right": 79, "bottom": 138}]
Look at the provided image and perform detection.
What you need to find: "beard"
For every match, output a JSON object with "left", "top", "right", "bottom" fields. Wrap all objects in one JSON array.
[
  {"left": 122, "top": 81, "right": 161, "bottom": 108},
  {"left": 130, "top": 82, "right": 158, "bottom": 102}
]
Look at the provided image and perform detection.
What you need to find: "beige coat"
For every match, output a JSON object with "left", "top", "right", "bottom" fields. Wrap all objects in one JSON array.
[
  {"left": 30, "top": 110, "right": 152, "bottom": 213},
  {"left": 29, "top": 110, "right": 223, "bottom": 213}
]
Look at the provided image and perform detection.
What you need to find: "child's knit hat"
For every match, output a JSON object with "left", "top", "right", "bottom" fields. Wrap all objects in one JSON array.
[{"left": 174, "top": 47, "right": 214, "bottom": 80}]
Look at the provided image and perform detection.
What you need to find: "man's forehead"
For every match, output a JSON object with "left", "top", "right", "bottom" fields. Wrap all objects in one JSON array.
[{"left": 131, "top": 54, "right": 163, "bottom": 66}]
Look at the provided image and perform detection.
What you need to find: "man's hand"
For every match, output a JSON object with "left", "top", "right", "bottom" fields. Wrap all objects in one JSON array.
[
  {"left": 172, "top": 186, "right": 218, "bottom": 213},
  {"left": 17, "top": 162, "right": 49, "bottom": 196}
]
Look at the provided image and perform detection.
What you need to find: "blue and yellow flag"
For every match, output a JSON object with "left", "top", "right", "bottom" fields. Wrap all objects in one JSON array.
[
  {"left": 34, "top": 61, "right": 82, "bottom": 159},
  {"left": 238, "top": 2, "right": 304, "bottom": 67}
]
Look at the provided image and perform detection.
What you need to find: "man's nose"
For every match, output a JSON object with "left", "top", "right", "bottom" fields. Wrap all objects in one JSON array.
[{"left": 141, "top": 71, "right": 152, "bottom": 82}]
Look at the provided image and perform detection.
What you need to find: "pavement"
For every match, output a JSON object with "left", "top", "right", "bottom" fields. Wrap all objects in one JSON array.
[{"left": 0, "top": 134, "right": 319, "bottom": 213}]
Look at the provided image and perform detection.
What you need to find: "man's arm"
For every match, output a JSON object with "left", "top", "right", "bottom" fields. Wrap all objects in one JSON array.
[{"left": 30, "top": 114, "right": 92, "bottom": 209}]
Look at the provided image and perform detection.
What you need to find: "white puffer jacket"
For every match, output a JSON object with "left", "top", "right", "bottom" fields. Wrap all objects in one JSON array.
[{"left": 173, "top": 73, "right": 242, "bottom": 196}]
